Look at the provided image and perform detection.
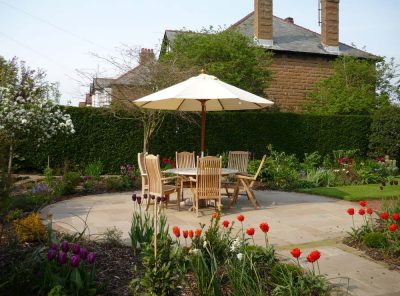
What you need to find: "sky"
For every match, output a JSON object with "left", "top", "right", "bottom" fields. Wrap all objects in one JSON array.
[{"left": 1, "top": 0, "right": 399, "bottom": 106}]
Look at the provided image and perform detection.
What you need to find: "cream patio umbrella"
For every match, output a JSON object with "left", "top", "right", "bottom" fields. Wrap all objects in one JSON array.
[{"left": 134, "top": 71, "right": 274, "bottom": 155}]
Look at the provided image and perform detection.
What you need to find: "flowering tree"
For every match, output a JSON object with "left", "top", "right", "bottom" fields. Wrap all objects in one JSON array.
[{"left": 0, "top": 57, "right": 74, "bottom": 186}]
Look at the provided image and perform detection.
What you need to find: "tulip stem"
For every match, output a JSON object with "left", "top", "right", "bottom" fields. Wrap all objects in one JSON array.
[
  {"left": 296, "top": 258, "right": 300, "bottom": 267},
  {"left": 316, "top": 261, "right": 320, "bottom": 275},
  {"left": 351, "top": 216, "right": 355, "bottom": 228}
]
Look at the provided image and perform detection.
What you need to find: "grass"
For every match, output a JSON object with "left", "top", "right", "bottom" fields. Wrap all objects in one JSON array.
[{"left": 297, "top": 182, "right": 400, "bottom": 201}]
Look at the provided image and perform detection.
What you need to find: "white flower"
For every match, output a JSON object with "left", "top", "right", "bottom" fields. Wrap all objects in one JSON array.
[
  {"left": 237, "top": 253, "right": 243, "bottom": 261},
  {"left": 189, "top": 248, "right": 201, "bottom": 256},
  {"left": 230, "top": 238, "right": 241, "bottom": 252},
  {"left": 203, "top": 240, "right": 208, "bottom": 248}
]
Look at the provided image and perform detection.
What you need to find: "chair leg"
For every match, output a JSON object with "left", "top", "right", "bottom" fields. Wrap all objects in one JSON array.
[
  {"left": 241, "top": 179, "right": 258, "bottom": 209},
  {"left": 176, "top": 190, "right": 181, "bottom": 211},
  {"left": 166, "top": 194, "right": 170, "bottom": 209}
]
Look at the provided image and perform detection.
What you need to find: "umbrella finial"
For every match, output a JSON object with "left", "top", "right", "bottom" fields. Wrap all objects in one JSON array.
[{"left": 200, "top": 69, "right": 205, "bottom": 74}]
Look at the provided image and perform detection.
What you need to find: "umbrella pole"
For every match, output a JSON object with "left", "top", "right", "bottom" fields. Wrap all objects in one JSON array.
[{"left": 200, "top": 100, "right": 206, "bottom": 157}]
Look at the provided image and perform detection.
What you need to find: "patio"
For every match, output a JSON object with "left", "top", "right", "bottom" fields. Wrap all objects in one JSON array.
[{"left": 42, "top": 189, "right": 400, "bottom": 296}]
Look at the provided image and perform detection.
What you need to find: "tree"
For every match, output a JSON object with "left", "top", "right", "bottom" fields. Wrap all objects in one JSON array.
[
  {"left": 160, "top": 27, "right": 272, "bottom": 96},
  {"left": 0, "top": 57, "right": 74, "bottom": 188},
  {"left": 89, "top": 46, "right": 195, "bottom": 152},
  {"left": 305, "top": 56, "right": 399, "bottom": 115}
]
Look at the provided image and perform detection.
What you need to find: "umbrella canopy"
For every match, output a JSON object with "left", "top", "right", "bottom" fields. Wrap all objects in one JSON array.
[{"left": 134, "top": 72, "right": 274, "bottom": 154}]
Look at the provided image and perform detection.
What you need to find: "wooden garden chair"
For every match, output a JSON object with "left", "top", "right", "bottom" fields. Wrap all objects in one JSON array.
[
  {"left": 145, "top": 154, "right": 181, "bottom": 212},
  {"left": 227, "top": 155, "right": 266, "bottom": 209},
  {"left": 137, "top": 152, "right": 148, "bottom": 198},
  {"left": 175, "top": 151, "right": 196, "bottom": 202},
  {"left": 190, "top": 156, "right": 222, "bottom": 217},
  {"left": 223, "top": 151, "right": 249, "bottom": 197}
]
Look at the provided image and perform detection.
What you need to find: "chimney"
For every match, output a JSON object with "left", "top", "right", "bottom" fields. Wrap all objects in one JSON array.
[
  {"left": 139, "top": 48, "right": 155, "bottom": 65},
  {"left": 321, "top": 0, "right": 339, "bottom": 52},
  {"left": 284, "top": 17, "right": 294, "bottom": 24},
  {"left": 254, "top": 0, "right": 273, "bottom": 47}
]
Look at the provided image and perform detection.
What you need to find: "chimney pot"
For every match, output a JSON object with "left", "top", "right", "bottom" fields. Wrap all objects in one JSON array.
[
  {"left": 284, "top": 17, "right": 294, "bottom": 24},
  {"left": 139, "top": 48, "right": 155, "bottom": 65}
]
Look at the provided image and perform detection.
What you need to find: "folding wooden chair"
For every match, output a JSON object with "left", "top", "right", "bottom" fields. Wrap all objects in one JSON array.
[
  {"left": 223, "top": 151, "right": 249, "bottom": 197},
  {"left": 228, "top": 155, "right": 266, "bottom": 209}
]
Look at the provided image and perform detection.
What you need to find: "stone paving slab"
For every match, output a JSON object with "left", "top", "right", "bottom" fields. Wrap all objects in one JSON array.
[
  {"left": 277, "top": 245, "right": 400, "bottom": 296},
  {"left": 42, "top": 190, "right": 400, "bottom": 296}
]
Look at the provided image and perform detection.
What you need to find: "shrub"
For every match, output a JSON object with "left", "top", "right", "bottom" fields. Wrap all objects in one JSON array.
[
  {"left": 363, "top": 232, "right": 388, "bottom": 248},
  {"left": 101, "top": 226, "right": 123, "bottom": 247},
  {"left": 13, "top": 212, "right": 47, "bottom": 242},
  {"left": 17, "top": 107, "right": 371, "bottom": 173},
  {"left": 104, "top": 176, "right": 124, "bottom": 191},
  {"left": 369, "top": 106, "right": 400, "bottom": 163},
  {"left": 84, "top": 160, "right": 103, "bottom": 180},
  {"left": 62, "top": 172, "right": 81, "bottom": 195}
]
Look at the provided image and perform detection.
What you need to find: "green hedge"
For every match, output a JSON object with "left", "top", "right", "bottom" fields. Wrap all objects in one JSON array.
[{"left": 18, "top": 107, "right": 371, "bottom": 173}]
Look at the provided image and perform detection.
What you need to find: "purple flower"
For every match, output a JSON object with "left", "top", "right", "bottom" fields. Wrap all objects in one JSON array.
[
  {"left": 72, "top": 243, "right": 80, "bottom": 255},
  {"left": 137, "top": 196, "right": 142, "bottom": 205},
  {"left": 70, "top": 255, "right": 80, "bottom": 268},
  {"left": 83, "top": 175, "right": 92, "bottom": 181},
  {"left": 132, "top": 194, "right": 137, "bottom": 202},
  {"left": 87, "top": 252, "right": 96, "bottom": 264},
  {"left": 151, "top": 195, "right": 155, "bottom": 200},
  {"left": 49, "top": 242, "right": 58, "bottom": 250},
  {"left": 48, "top": 249, "right": 57, "bottom": 261},
  {"left": 156, "top": 196, "right": 161, "bottom": 203},
  {"left": 161, "top": 196, "right": 167, "bottom": 202},
  {"left": 79, "top": 248, "right": 88, "bottom": 260},
  {"left": 60, "top": 240, "right": 69, "bottom": 252},
  {"left": 58, "top": 251, "right": 67, "bottom": 265},
  {"left": 143, "top": 194, "right": 148, "bottom": 199}
]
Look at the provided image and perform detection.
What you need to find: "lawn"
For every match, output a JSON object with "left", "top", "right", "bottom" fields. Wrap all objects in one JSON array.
[{"left": 298, "top": 181, "right": 400, "bottom": 201}]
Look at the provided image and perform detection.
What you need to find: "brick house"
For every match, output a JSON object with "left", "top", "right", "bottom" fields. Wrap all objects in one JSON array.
[
  {"left": 85, "top": 49, "right": 155, "bottom": 107},
  {"left": 84, "top": 0, "right": 375, "bottom": 111}
]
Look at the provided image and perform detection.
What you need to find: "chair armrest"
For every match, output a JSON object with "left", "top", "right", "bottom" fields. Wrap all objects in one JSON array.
[
  {"left": 161, "top": 176, "right": 178, "bottom": 182},
  {"left": 237, "top": 174, "right": 256, "bottom": 181},
  {"left": 188, "top": 177, "right": 197, "bottom": 182}
]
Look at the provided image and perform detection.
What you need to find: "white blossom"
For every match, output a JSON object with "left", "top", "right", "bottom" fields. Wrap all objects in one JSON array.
[
  {"left": 237, "top": 253, "right": 243, "bottom": 261},
  {"left": 203, "top": 240, "right": 208, "bottom": 248}
]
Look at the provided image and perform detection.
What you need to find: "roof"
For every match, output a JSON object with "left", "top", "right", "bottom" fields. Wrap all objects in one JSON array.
[
  {"left": 113, "top": 63, "right": 152, "bottom": 86},
  {"left": 163, "top": 13, "right": 377, "bottom": 59}
]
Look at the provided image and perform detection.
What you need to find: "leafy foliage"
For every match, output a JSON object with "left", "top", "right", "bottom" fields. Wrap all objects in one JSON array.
[
  {"left": 161, "top": 28, "right": 272, "bottom": 96},
  {"left": 363, "top": 232, "right": 388, "bottom": 249},
  {"left": 17, "top": 107, "right": 372, "bottom": 173},
  {"left": 369, "top": 105, "right": 400, "bottom": 163},
  {"left": 305, "top": 56, "right": 391, "bottom": 115}
]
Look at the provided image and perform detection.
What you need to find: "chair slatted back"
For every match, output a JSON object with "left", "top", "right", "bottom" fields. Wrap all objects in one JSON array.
[
  {"left": 176, "top": 151, "right": 196, "bottom": 169},
  {"left": 138, "top": 152, "right": 148, "bottom": 176},
  {"left": 227, "top": 151, "right": 249, "bottom": 174},
  {"left": 250, "top": 155, "right": 267, "bottom": 187},
  {"left": 196, "top": 156, "right": 222, "bottom": 200},
  {"left": 145, "top": 154, "right": 163, "bottom": 197}
]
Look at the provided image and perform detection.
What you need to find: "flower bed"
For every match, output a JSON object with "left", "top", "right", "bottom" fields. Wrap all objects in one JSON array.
[{"left": 343, "top": 199, "right": 400, "bottom": 269}]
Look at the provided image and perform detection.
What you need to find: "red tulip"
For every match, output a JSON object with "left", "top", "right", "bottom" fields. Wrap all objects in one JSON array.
[
  {"left": 359, "top": 200, "right": 367, "bottom": 207},
  {"left": 222, "top": 220, "right": 230, "bottom": 228},
  {"left": 183, "top": 230, "right": 188, "bottom": 238},
  {"left": 392, "top": 213, "right": 399, "bottom": 221},
  {"left": 307, "top": 250, "right": 321, "bottom": 263},
  {"left": 213, "top": 212, "right": 219, "bottom": 219},
  {"left": 259, "top": 222, "right": 269, "bottom": 233},
  {"left": 195, "top": 229, "right": 201, "bottom": 237},
  {"left": 290, "top": 248, "right": 301, "bottom": 258},
  {"left": 358, "top": 208, "right": 365, "bottom": 216},
  {"left": 366, "top": 208, "right": 373, "bottom": 215},
  {"left": 172, "top": 226, "right": 180, "bottom": 238},
  {"left": 381, "top": 212, "right": 389, "bottom": 220},
  {"left": 389, "top": 224, "right": 397, "bottom": 232},
  {"left": 246, "top": 227, "right": 255, "bottom": 236},
  {"left": 188, "top": 230, "right": 194, "bottom": 238},
  {"left": 237, "top": 214, "right": 245, "bottom": 222},
  {"left": 347, "top": 208, "right": 355, "bottom": 215}
]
